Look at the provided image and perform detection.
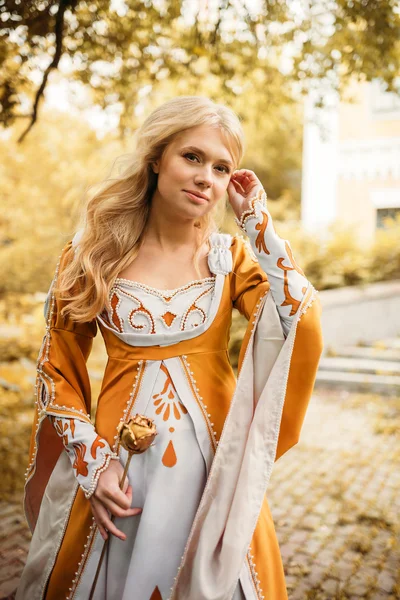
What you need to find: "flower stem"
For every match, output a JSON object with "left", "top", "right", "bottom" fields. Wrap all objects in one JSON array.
[{"left": 88, "top": 451, "right": 133, "bottom": 599}]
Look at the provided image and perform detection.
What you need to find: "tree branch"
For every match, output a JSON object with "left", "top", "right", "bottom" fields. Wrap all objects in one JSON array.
[{"left": 17, "top": 0, "right": 68, "bottom": 143}]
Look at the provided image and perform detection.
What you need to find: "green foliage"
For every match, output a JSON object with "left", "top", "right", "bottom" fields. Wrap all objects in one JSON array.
[
  {"left": 369, "top": 213, "right": 400, "bottom": 282},
  {"left": 273, "top": 214, "right": 400, "bottom": 290},
  {"left": 0, "top": 111, "right": 132, "bottom": 294},
  {"left": 1, "top": 0, "right": 399, "bottom": 141}
]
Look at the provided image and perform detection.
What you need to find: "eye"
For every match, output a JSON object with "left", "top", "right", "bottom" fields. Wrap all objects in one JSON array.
[
  {"left": 184, "top": 153, "right": 230, "bottom": 174},
  {"left": 184, "top": 152, "right": 199, "bottom": 163}
]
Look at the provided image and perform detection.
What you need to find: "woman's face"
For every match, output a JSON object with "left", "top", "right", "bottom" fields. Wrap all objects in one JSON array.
[{"left": 151, "top": 124, "right": 235, "bottom": 220}]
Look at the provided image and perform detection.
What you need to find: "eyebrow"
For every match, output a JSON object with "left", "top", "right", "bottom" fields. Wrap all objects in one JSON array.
[{"left": 180, "top": 145, "right": 234, "bottom": 168}]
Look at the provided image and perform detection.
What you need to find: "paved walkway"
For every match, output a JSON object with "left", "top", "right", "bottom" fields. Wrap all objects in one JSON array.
[
  {"left": 271, "top": 388, "right": 399, "bottom": 599},
  {"left": 1, "top": 388, "right": 399, "bottom": 599}
]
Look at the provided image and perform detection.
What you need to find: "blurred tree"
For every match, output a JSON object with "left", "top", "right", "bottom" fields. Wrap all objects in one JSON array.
[
  {"left": 1, "top": 0, "right": 399, "bottom": 142},
  {"left": 0, "top": 109, "right": 132, "bottom": 293}
]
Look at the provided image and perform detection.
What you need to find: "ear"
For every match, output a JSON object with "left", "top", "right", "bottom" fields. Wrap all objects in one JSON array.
[{"left": 152, "top": 161, "right": 159, "bottom": 174}]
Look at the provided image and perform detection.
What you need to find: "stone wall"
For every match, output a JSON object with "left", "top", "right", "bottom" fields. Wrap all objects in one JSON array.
[{"left": 318, "top": 279, "right": 400, "bottom": 351}]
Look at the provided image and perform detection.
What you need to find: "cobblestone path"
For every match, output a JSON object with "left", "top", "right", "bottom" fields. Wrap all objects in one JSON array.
[
  {"left": 271, "top": 389, "right": 399, "bottom": 600},
  {"left": 1, "top": 388, "right": 399, "bottom": 599}
]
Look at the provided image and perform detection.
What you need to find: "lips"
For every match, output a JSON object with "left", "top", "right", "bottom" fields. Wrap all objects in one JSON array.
[{"left": 183, "top": 190, "right": 209, "bottom": 201}]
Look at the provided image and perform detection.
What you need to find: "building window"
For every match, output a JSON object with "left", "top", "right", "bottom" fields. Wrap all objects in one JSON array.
[
  {"left": 369, "top": 79, "right": 400, "bottom": 120},
  {"left": 376, "top": 207, "right": 400, "bottom": 229}
]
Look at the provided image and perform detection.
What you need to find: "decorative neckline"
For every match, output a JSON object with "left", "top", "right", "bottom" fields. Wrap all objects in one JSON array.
[
  {"left": 98, "top": 271, "right": 225, "bottom": 347},
  {"left": 113, "top": 275, "right": 217, "bottom": 296}
]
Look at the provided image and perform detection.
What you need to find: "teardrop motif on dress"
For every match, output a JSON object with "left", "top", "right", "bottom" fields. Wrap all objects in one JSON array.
[
  {"left": 162, "top": 440, "right": 177, "bottom": 468},
  {"left": 149, "top": 585, "right": 162, "bottom": 599}
]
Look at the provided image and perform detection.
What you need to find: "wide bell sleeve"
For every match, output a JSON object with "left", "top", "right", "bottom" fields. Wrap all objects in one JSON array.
[
  {"left": 24, "top": 241, "right": 118, "bottom": 531},
  {"left": 41, "top": 241, "right": 120, "bottom": 497},
  {"left": 230, "top": 188, "right": 323, "bottom": 459},
  {"left": 234, "top": 188, "right": 310, "bottom": 337}
]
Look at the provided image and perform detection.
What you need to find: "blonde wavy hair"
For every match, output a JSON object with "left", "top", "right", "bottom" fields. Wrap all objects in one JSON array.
[{"left": 56, "top": 95, "right": 245, "bottom": 323}]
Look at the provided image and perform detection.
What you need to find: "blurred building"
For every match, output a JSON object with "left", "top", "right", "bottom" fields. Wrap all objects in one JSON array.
[{"left": 301, "top": 79, "right": 400, "bottom": 243}]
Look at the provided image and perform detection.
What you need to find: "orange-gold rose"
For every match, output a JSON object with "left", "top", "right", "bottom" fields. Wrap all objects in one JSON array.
[{"left": 117, "top": 414, "right": 158, "bottom": 454}]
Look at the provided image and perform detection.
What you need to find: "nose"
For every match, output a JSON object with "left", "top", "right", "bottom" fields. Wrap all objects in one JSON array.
[{"left": 194, "top": 164, "right": 213, "bottom": 188}]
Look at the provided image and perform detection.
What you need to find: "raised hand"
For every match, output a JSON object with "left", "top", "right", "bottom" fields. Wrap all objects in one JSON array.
[{"left": 227, "top": 169, "right": 265, "bottom": 219}]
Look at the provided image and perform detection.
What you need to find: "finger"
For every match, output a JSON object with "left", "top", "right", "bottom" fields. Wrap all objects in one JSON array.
[
  {"left": 92, "top": 495, "right": 141, "bottom": 534},
  {"left": 121, "top": 476, "right": 130, "bottom": 495},
  {"left": 231, "top": 178, "right": 245, "bottom": 193},
  {"left": 103, "top": 517, "right": 127, "bottom": 541},
  {"left": 232, "top": 169, "right": 255, "bottom": 179},
  {"left": 243, "top": 175, "right": 257, "bottom": 187},
  {"left": 233, "top": 175, "right": 253, "bottom": 191},
  {"left": 231, "top": 171, "right": 246, "bottom": 180},
  {"left": 231, "top": 170, "right": 245, "bottom": 178},
  {"left": 122, "top": 486, "right": 135, "bottom": 510},
  {"left": 97, "top": 522, "right": 109, "bottom": 541},
  {"left": 104, "top": 496, "right": 143, "bottom": 519},
  {"left": 237, "top": 171, "right": 260, "bottom": 187},
  {"left": 96, "top": 503, "right": 127, "bottom": 541},
  {"left": 90, "top": 500, "right": 109, "bottom": 541},
  {"left": 104, "top": 486, "right": 132, "bottom": 510}
]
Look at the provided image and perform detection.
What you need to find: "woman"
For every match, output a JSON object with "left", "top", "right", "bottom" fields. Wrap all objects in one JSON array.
[{"left": 16, "top": 96, "right": 323, "bottom": 600}]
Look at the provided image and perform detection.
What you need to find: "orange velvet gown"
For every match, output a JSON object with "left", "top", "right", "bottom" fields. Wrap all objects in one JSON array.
[{"left": 16, "top": 191, "right": 323, "bottom": 600}]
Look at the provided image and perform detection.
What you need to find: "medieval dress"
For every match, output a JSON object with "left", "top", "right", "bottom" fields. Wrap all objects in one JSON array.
[{"left": 16, "top": 189, "right": 323, "bottom": 600}]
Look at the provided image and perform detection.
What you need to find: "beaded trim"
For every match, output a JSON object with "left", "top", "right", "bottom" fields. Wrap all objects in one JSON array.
[
  {"left": 128, "top": 305, "right": 156, "bottom": 333},
  {"left": 233, "top": 232, "right": 259, "bottom": 263},
  {"left": 35, "top": 246, "right": 92, "bottom": 419},
  {"left": 114, "top": 276, "right": 216, "bottom": 297},
  {"left": 112, "top": 359, "right": 146, "bottom": 453},
  {"left": 180, "top": 286, "right": 214, "bottom": 331},
  {"left": 25, "top": 251, "right": 61, "bottom": 484},
  {"left": 298, "top": 285, "right": 319, "bottom": 321},
  {"left": 25, "top": 245, "right": 95, "bottom": 486},
  {"left": 81, "top": 451, "right": 120, "bottom": 499},
  {"left": 247, "top": 550, "right": 265, "bottom": 599},
  {"left": 180, "top": 355, "right": 217, "bottom": 451},
  {"left": 112, "top": 288, "right": 146, "bottom": 332},
  {"left": 67, "top": 516, "right": 98, "bottom": 599},
  {"left": 109, "top": 291, "right": 124, "bottom": 332},
  {"left": 234, "top": 188, "right": 268, "bottom": 232}
]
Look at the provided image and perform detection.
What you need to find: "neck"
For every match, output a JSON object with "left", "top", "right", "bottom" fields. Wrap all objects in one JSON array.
[{"left": 143, "top": 193, "right": 202, "bottom": 252}]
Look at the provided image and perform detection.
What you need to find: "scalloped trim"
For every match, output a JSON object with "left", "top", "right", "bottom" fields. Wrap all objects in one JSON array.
[
  {"left": 81, "top": 451, "right": 120, "bottom": 499},
  {"left": 298, "top": 285, "right": 319, "bottom": 321},
  {"left": 234, "top": 188, "right": 268, "bottom": 231}
]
